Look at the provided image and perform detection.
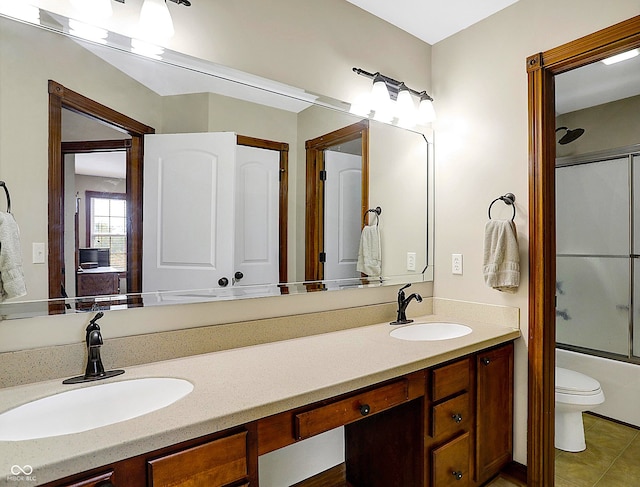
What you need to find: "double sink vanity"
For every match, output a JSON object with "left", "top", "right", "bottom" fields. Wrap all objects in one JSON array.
[{"left": 0, "top": 313, "right": 519, "bottom": 487}]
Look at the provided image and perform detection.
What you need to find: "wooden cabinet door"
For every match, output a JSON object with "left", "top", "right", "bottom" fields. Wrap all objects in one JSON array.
[{"left": 475, "top": 342, "right": 514, "bottom": 483}]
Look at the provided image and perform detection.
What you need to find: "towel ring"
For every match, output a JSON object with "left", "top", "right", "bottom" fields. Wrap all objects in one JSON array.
[
  {"left": 488, "top": 193, "right": 515, "bottom": 221},
  {"left": 0, "top": 181, "right": 11, "bottom": 214},
  {"left": 364, "top": 206, "right": 382, "bottom": 226}
]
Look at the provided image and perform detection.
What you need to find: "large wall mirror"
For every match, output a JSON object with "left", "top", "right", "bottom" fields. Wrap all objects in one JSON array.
[{"left": 0, "top": 8, "right": 433, "bottom": 319}]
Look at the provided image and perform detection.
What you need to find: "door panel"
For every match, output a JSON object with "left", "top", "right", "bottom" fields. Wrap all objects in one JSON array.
[
  {"left": 235, "top": 145, "right": 280, "bottom": 286},
  {"left": 324, "top": 150, "right": 362, "bottom": 281},
  {"left": 143, "top": 132, "right": 235, "bottom": 292}
]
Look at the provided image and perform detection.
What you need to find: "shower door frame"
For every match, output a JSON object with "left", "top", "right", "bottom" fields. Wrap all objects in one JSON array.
[{"left": 556, "top": 145, "right": 640, "bottom": 364}]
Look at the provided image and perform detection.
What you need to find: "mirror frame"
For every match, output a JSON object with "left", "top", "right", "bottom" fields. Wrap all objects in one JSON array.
[{"left": 527, "top": 15, "right": 640, "bottom": 486}]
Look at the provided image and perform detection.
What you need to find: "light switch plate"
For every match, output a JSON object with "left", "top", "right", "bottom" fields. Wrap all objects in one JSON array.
[{"left": 32, "top": 242, "right": 45, "bottom": 264}]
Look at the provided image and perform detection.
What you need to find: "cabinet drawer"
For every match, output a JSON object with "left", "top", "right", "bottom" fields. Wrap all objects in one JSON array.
[
  {"left": 431, "top": 392, "right": 470, "bottom": 440},
  {"left": 295, "top": 380, "right": 409, "bottom": 440},
  {"left": 148, "top": 431, "right": 247, "bottom": 487},
  {"left": 431, "top": 357, "right": 470, "bottom": 401},
  {"left": 432, "top": 432, "right": 470, "bottom": 487}
]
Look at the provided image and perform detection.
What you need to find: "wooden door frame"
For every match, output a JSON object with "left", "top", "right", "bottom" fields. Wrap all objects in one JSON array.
[
  {"left": 527, "top": 16, "right": 640, "bottom": 486},
  {"left": 48, "top": 80, "right": 154, "bottom": 309},
  {"left": 305, "top": 120, "right": 370, "bottom": 281},
  {"left": 236, "top": 134, "right": 289, "bottom": 283}
]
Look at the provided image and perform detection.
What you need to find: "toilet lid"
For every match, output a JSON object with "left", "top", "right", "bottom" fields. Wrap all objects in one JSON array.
[{"left": 556, "top": 367, "right": 601, "bottom": 395}]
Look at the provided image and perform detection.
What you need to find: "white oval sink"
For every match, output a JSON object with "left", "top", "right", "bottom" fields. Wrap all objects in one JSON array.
[
  {"left": 0, "top": 377, "right": 193, "bottom": 441},
  {"left": 390, "top": 322, "right": 472, "bottom": 341}
]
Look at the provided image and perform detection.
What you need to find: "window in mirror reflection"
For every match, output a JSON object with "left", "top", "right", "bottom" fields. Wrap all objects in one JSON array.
[{"left": 87, "top": 193, "right": 127, "bottom": 270}]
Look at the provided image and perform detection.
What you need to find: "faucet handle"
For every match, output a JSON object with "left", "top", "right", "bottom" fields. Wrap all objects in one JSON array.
[{"left": 399, "top": 283, "right": 411, "bottom": 292}]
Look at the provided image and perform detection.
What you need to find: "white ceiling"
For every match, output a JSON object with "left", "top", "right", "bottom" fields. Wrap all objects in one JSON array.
[{"left": 344, "top": 0, "right": 520, "bottom": 44}]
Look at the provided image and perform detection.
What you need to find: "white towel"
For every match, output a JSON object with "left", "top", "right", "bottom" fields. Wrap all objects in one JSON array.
[
  {"left": 0, "top": 211, "right": 27, "bottom": 301},
  {"left": 483, "top": 219, "right": 520, "bottom": 293},
  {"left": 356, "top": 224, "right": 381, "bottom": 277}
]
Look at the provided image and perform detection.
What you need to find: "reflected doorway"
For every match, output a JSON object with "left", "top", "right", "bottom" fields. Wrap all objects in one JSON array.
[
  {"left": 48, "top": 80, "right": 154, "bottom": 311},
  {"left": 305, "top": 120, "right": 369, "bottom": 283}
]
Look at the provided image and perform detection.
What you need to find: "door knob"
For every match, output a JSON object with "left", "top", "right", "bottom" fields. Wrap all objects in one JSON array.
[
  {"left": 218, "top": 277, "right": 229, "bottom": 287},
  {"left": 359, "top": 404, "right": 371, "bottom": 416},
  {"left": 233, "top": 271, "right": 244, "bottom": 284},
  {"left": 481, "top": 357, "right": 491, "bottom": 366},
  {"left": 452, "top": 413, "right": 463, "bottom": 423},
  {"left": 452, "top": 471, "right": 463, "bottom": 480}
]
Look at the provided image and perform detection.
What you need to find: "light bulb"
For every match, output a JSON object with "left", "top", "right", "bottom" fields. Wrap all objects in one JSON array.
[
  {"left": 396, "top": 84, "right": 417, "bottom": 127},
  {"left": 139, "top": 0, "right": 175, "bottom": 42},
  {"left": 371, "top": 75, "right": 393, "bottom": 121},
  {"left": 418, "top": 97, "right": 436, "bottom": 124}
]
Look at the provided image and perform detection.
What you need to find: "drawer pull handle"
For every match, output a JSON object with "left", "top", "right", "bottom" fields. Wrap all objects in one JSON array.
[
  {"left": 481, "top": 357, "right": 491, "bottom": 366},
  {"left": 452, "top": 471, "right": 463, "bottom": 480},
  {"left": 452, "top": 413, "right": 463, "bottom": 423},
  {"left": 359, "top": 404, "right": 371, "bottom": 416}
]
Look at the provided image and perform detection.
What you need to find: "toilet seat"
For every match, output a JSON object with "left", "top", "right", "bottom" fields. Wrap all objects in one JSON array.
[{"left": 556, "top": 367, "right": 602, "bottom": 396}]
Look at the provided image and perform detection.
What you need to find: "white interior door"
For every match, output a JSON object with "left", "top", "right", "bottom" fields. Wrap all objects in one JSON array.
[
  {"left": 234, "top": 145, "right": 280, "bottom": 286},
  {"left": 143, "top": 132, "right": 235, "bottom": 292},
  {"left": 324, "top": 150, "right": 362, "bottom": 280}
]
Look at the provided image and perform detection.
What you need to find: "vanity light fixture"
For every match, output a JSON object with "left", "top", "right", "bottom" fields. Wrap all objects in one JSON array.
[{"left": 352, "top": 67, "right": 436, "bottom": 125}]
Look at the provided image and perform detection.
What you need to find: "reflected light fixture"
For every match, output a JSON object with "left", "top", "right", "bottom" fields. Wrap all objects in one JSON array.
[
  {"left": 601, "top": 48, "right": 639, "bottom": 65},
  {"left": 352, "top": 67, "right": 435, "bottom": 126},
  {"left": 137, "top": 0, "right": 191, "bottom": 42},
  {"left": 0, "top": 1, "right": 40, "bottom": 23},
  {"left": 69, "top": 19, "right": 109, "bottom": 43}
]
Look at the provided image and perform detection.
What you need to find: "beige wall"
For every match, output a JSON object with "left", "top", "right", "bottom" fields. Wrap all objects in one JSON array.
[
  {"left": 557, "top": 94, "right": 640, "bottom": 157},
  {"left": 432, "top": 0, "right": 639, "bottom": 465}
]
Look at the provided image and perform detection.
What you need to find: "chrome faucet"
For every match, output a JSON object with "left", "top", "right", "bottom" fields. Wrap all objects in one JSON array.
[
  {"left": 63, "top": 312, "right": 124, "bottom": 384},
  {"left": 390, "top": 283, "right": 423, "bottom": 325}
]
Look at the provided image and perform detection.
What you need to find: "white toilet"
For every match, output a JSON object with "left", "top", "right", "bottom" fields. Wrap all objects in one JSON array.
[{"left": 555, "top": 367, "right": 605, "bottom": 452}]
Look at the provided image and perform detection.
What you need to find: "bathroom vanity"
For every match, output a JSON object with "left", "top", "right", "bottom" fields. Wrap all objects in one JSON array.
[{"left": 0, "top": 317, "right": 519, "bottom": 487}]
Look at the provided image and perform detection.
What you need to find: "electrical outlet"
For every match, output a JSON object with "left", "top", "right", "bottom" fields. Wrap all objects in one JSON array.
[
  {"left": 407, "top": 252, "right": 416, "bottom": 271},
  {"left": 452, "top": 253, "right": 463, "bottom": 275}
]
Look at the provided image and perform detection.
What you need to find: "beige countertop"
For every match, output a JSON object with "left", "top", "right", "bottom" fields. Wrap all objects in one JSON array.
[{"left": 0, "top": 314, "right": 520, "bottom": 485}]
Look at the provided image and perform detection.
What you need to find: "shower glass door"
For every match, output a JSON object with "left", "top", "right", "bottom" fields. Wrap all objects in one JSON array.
[{"left": 556, "top": 157, "right": 630, "bottom": 357}]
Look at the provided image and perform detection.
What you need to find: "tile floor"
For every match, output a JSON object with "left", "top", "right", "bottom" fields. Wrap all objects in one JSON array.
[{"left": 555, "top": 413, "right": 640, "bottom": 487}]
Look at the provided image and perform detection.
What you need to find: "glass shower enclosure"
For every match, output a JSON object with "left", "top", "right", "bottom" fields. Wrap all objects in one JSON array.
[{"left": 556, "top": 146, "right": 640, "bottom": 362}]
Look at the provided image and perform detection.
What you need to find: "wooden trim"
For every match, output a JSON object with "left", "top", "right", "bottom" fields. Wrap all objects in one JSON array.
[
  {"left": 62, "top": 139, "right": 131, "bottom": 153},
  {"left": 236, "top": 134, "right": 290, "bottom": 283},
  {"left": 527, "top": 15, "right": 640, "bottom": 487},
  {"left": 304, "top": 120, "right": 370, "bottom": 281},
  {"left": 48, "top": 80, "right": 154, "bottom": 308}
]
